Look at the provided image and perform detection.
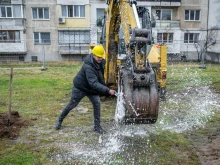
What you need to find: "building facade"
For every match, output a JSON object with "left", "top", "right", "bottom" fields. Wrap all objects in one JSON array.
[
  {"left": 0, "top": 0, "right": 219, "bottom": 63},
  {"left": 206, "top": 0, "right": 220, "bottom": 63},
  {"left": 57, "top": 0, "right": 91, "bottom": 61},
  {"left": 25, "top": 0, "right": 58, "bottom": 62},
  {"left": 0, "top": 0, "right": 26, "bottom": 62}
]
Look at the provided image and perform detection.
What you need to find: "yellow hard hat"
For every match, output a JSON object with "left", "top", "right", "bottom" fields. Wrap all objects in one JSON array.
[{"left": 92, "top": 45, "right": 105, "bottom": 58}]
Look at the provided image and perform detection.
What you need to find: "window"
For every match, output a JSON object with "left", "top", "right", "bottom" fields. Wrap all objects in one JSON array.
[
  {"left": 32, "top": 8, "right": 49, "bottom": 19},
  {"left": 156, "top": 9, "right": 171, "bottom": 20},
  {"left": 157, "top": 33, "right": 173, "bottom": 43},
  {"left": 184, "top": 33, "right": 199, "bottom": 43},
  {"left": 0, "top": 31, "right": 20, "bottom": 43},
  {"left": 97, "top": 8, "right": 104, "bottom": 20},
  {"left": 97, "top": 9, "right": 105, "bottom": 42},
  {"left": 59, "top": 31, "right": 90, "bottom": 44},
  {"left": 185, "top": 10, "right": 200, "bottom": 21},
  {"left": 61, "top": 5, "right": 85, "bottom": 18},
  {"left": 0, "top": 5, "right": 22, "bottom": 18},
  {"left": 34, "top": 32, "right": 51, "bottom": 44}
]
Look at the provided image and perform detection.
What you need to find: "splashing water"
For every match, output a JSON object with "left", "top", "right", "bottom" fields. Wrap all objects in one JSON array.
[{"left": 50, "top": 67, "right": 220, "bottom": 164}]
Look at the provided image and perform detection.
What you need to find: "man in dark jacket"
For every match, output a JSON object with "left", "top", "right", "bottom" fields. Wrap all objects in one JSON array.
[{"left": 55, "top": 45, "right": 116, "bottom": 134}]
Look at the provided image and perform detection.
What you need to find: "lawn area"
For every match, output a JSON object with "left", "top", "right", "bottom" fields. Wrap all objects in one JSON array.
[{"left": 0, "top": 62, "right": 220, "bottom": 165}]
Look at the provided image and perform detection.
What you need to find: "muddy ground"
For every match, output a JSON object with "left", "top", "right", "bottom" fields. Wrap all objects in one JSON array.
[
  {"left": 0, "top": 111, "right": 29, "bottom": 139},
  {"left": 0, "top": 89, "right": 220, "bottom": 164},
  {"left": 188, "top": 106, "right": 220, "bottom": 165}
]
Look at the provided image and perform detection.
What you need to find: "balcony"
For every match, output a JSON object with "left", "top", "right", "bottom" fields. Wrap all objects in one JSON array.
[
  {"left": 0, "top": 42, "right": 27, "bottom": 54},
  {"left": 59, "top": 44, "right": 89, "bottom": 55},
  {"left": 0, "top": 18, "right": 25, "bottom": 29},
  {"left": 155, "top": 20, "right": 180, "bottom": 28},
  {"left": 137, "top": 0, "right": 181, "bottom": 6}
]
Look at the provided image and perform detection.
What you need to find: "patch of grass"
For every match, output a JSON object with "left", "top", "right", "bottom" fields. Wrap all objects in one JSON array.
[{"left": 0, "top": 62, "right": 219, "bottom": 164}]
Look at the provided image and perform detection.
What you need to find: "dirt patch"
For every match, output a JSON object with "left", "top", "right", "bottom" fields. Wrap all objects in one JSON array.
[
  {"left": 198, "top": 133, "right": 220, "bottom": 165},
  {"left": 0, "top": 111, "right": 29, "bottom": 139}
]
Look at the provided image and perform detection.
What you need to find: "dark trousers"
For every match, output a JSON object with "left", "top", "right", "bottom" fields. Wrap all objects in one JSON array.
[{"left": 58, "top": 87, "right": 101, "bottom": 127}]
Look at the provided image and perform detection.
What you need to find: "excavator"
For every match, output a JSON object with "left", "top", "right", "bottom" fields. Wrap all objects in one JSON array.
[{"left": 94, "top": 0, "right": 167, "bottom": 124}]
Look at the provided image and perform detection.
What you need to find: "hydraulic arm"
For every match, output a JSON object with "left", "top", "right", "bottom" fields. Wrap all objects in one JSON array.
[{"left": 99, "top": 0, "right": 167, "bottom": 124}]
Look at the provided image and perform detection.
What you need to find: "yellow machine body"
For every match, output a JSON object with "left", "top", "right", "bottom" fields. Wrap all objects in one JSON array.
[{"left": 95, "top": 0, "right": 168, "bottom": 124}]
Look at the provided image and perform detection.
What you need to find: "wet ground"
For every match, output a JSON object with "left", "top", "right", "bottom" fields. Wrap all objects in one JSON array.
[
  {"left": 47, "top": 85, "right": 220, "bottom": 164},
  {"left": 1, "top": 66, "right": 220, "bottom": 164}
]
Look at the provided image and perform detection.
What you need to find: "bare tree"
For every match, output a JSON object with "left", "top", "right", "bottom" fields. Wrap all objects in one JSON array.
[{"left": 193, "top": 26, "right": 218, "bottom": 63}]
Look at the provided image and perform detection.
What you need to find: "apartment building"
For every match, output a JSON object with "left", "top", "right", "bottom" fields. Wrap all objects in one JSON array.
[
  {"left": 0, "top": 0, "right": 219, "bottom": 63},
  {"left": 56, "top": 0, "right": 91, "bottom": 61},
  {"left": 0, "top": 0, "right": 26, "bottom": 62},
  {"left": 207, "top": 0, "right": 220, "bottom": 63},
  {"left": 136, "top": 0, "right": 209, "bottom": 61},
  {"left": 25, "top": 0, "right": 58, "bottom": 62}
]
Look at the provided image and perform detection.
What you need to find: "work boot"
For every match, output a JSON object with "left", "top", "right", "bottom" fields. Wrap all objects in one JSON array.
[
  {"left": 55, "top": 120, "right": 62, "bottom": 130},
  {"left": 93, "top": 125, "right": 107, "bottom": 134}
]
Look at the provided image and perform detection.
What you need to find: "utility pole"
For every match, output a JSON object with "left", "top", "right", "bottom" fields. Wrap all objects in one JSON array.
[{"left": 41, "top": 39, "right": 47, "bottom": 71}]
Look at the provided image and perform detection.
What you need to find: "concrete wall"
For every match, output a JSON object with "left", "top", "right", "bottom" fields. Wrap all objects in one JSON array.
[
  {"left": 180, "top": 0, "right": 208, "bottom": 29},
  {"left": 90, "top": 0, "right": 107, "bottom": 44},
  {"left": 207, "top": 0, "right": 220, "bottom": 56},
  {"left": 25, "top": 0, "right": 60, "bottom": 62},
  {"left": 0, "top": 2, "right": 26, "bottom": 54}
]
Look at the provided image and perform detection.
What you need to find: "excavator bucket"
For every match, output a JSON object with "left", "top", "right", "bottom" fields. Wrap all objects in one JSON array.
[{"left": 115, "top": 67, "right": 159, "bottom": 125}]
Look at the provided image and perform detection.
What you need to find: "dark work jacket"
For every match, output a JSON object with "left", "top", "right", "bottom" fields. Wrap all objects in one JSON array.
[{"left": 73, "top": 54, "right": 110, "bottom": 95}]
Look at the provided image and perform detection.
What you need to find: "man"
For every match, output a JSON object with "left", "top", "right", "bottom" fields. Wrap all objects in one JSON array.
[{"left": 55, "top": 45, "right": 116, "bottom": 134}]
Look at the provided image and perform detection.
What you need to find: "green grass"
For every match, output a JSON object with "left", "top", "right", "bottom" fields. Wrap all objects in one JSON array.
[{"left": 0, "top": 62, "right": 220, "bottom": 165}]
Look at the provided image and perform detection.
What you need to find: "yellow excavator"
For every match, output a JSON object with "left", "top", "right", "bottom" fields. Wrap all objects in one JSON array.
[{"left": 94, "top": 0, "right": 167, "bottom": 124}]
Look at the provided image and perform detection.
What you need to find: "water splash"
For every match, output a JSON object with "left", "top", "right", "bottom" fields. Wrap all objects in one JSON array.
[{"left": 50, "top": 67, "right": 220, "bottom": 164}]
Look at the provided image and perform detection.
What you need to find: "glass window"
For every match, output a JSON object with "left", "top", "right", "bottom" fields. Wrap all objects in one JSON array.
[
  {"left": 185, "top": 10, "right": 200, "bottom": 21},
  {"left": 155, "top": 9, "right": 171, "bottom": 20},
  {"left": 185, "top": 10, "right": 189, "bottom": 20},
  {"left": 190, "top": 11, "right": 194, "bottom": 21},
  {"left": 157, "top": 33, "right": 173, "bottom": 44},
  {"left": 0, "top": 6, "right": 13, "bottom": 17},
  {"left": 162, "top": 9, "right": 171, "bottom": 20},
  {"left": 74, "top": 5, "right": 85, "bottom": 17},
  {"left": 15, "top": 31, "right": 20, "bottom": 43},
  {"left": 32, "top": 8, "right": 50, "bottom": 19},
  {"left": 169, "top": 33, "right": 173, "bottom": 42},
  {"left": 0, "top": 31, "right": 20, "bottom": 42},
  {"left": 61, "top": 5, "right": 67, "bottom": 17},
  {"left": 0, "top": 5, "right": 22, "bottom": 18},
  {"left": 32, "top": 8, "right": 37, "bottom": 19},
  {"left": 184, "top": 33, "right": 199, "bottom": 43},
  {"left": 74, "top": 6, "right": 79, "bottom": 17},
  {"left": 44, "top": 8, "right": 49, "bottom": 19},
  {"left": 155, "top": 10, "right": 161, "bottom": 20},
  {"left": 157, "top": 33, "right": 162, "bottom": 43},
  {"left": 97, "top": 8, "right": 104, "bottom": 20},
  {"left": 0, "top": 7, "right": 6, "bottom": 17},
  {"left": 13, "top": 5, "right": 21, "bottom": 18},
  {"left": 59, "top": 31, "right": 90, "bottom": 44},
  {"left": 68, "top": 5, "right": 73, "bottom": 17},
  {"left": 6, "top": 7, "right": 12, "bottom": 17},
  {"left": 38, "top": 8, "right": 43, "bottom": 19},
  {"left": 80, "top": 5, "right": 85, "bottom": 17},
  {"left": 62, "top": 5, "right": 85, "bottom": 18},
  {"left": 195, "top": 10, "right": 200, "bottom": 20},
  {"left": 41, "top": 33, "right": 50, "bottom": 43},
  {"left": 34, "top": 32, "right": 51, "bottom": 44}
]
